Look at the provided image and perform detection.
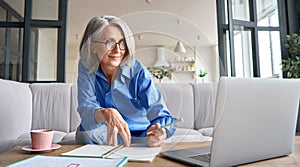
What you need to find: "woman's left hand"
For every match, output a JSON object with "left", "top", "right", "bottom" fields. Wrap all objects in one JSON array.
[{"left": 146, "top": 123, "right": 167, "bottom": 147}]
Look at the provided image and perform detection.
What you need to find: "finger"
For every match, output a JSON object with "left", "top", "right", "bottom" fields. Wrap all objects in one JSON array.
[
  {"left": 152, "top": 123, "right": 160, "bottom": 130},
  {"left": 147, "top": 128, "right": 166, "bottom": 147},
  {"left": 123, "top": 124, "right": 131, "bottom": 137},
  {"left": 119, "top": 124, "right": 131, "bottom": 147},
  {"left": 147, "top": 124, "right": 160, "bottom": 136},
  {"left": 154, "top": 128, "right": 165, "bottom": 136},
  {"left": 147, "top": 136, "right": 154, "bottom": 147},
  {"left": 114, "top": 122, "right": 130, "bottom": 146},
  {"left": 147, "top": 135, "right": 165, "bottom": 147},
  {"left": 148, "top": 140, "right": 162, "bottom": 147},
  {"left": 149, "top": 130, "right": 162, "bottom": 136},
  {"left": 146, "top": 125, "right": 155, "bottom": 134},
  {"left": 116, "top": 124, "right": 127, "bottom": 144},
  {"left": 118, "top": 129, "right": 130, "bottom": 147},
  {"left": 149, "top": 124, "right": 159, "bottom": 131},
  {"left": 147, "top": 137, "right": 161, "bottom": 147},
  {"left": 153, "top": 139, "right": 164, "bottom": 147},
  {"left": 148, "top": 132, "right": 165, "bottom": 141},
  {"left": 112, "top": 126, "right": 118, "bottom": 146},
  {"left": 148, "top": 135, "right": 159, "bottom": 142},
  {"left": 106, "top": 126, "right": 112, "bottom": 145}
]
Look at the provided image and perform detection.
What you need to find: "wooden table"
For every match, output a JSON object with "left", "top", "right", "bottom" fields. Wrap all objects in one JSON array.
[{"left": 0, "top": 136, "right": 299, "bottom": 167}]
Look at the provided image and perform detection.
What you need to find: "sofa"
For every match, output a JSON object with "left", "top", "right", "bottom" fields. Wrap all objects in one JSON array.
[{"left": 0, "top": 78, "right": 218, "bottom": 154}]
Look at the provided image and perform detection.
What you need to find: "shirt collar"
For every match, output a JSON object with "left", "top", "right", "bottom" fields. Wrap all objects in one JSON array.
[
  {"left": 120, "top": 64, "right": 131, "bottom": 80},
  {"left": 111, "top": 65, "right": 132, "bottom": 90},
  {"left": 96, "top": 68, "right": 108, "bottom": 82}
]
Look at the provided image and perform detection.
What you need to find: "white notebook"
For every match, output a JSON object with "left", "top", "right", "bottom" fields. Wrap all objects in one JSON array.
[
  {"left": 61, "top": 144, "right": 161, "bottom": 162},
  {"left": 7, "top": 155, "right": 127, "bottom": 167}
]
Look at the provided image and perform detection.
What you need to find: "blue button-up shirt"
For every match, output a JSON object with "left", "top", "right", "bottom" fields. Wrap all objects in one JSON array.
[{"left": 77, "top": 59, "right": 176, "bottom": 138}]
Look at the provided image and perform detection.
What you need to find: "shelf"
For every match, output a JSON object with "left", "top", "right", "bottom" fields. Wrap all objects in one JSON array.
[
  {"left": 172, "top": 60, "right": 195, "bottom": 63},
  {"left": 174, "top": 70, "right": 195, "bottom": 73}
]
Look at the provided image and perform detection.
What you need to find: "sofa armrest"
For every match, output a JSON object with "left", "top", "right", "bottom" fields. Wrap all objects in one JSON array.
[{"left": 0, "top": 79, "right": 32, "bottom": 141}]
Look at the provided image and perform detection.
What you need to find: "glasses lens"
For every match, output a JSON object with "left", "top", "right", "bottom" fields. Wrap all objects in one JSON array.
[
  {"left": 119, "top": 40, "right": 126, "bottom": 50},
  {"left": 106, "top": 40, "right": 116, "bottom": 50},
  {"left": 105, "top": 39, "right": 126, "bottom": 50}
]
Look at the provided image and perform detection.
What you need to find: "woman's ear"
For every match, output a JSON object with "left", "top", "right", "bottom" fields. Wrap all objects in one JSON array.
[{"left": 90, "top": 43, "right": 98, "bottom": 55}]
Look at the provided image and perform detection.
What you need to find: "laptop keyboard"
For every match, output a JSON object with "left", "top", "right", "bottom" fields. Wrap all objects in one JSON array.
[{"left": 190, "top": 153, "right": 211, "bottom": 163}]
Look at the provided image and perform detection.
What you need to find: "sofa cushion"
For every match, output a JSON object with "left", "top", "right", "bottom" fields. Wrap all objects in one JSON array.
[
  {"left": 0, "top": 79, "right": 32, "bottom": 141},
  {"left": 30, "top": 83, "right": 72, "bottom": 133},
  {"left": 59, "top": 132, "right": 77, "bottom": 145},
  {"left": 156, "top": 83, "right": 194, "bottom": 129},
  {"left": 193, "top": 83, "right": 218, "bottom": 129},
  {"left": 198, "top": 127, "right": 214, "bottom": 137}
]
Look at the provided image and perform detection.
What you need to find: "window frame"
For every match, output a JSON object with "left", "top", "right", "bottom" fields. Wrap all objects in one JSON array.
[
  {"left": 0, "top": 0, "right": 68, "bottom": 82},
  {"left": 217, "top": 0, "right": 288, "bottom": 78}
]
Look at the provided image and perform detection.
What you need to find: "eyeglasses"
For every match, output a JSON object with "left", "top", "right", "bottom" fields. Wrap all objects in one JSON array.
[{"left": 93, "top": 39, "right": 126, "bottom": 51}]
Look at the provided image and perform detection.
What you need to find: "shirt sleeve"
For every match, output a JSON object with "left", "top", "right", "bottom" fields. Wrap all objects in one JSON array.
[
  {"left": 77, "top": 60, "right": 102, "bottom": 130},
  {"left": 134, "top": 67, "right": 177, "bottom": 138}
]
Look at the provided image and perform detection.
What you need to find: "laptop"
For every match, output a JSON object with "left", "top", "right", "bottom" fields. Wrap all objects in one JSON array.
[{"left": 161, "top": 77, "right": 300, "bottom": 167}]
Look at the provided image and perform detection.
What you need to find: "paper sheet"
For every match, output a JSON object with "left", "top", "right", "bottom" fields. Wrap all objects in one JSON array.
[
  {"left": 61, "top": 144, "right": 161, "bottom": 162},
  {"left": 7, "top": 155, "right": 127, "bottom": 167}
]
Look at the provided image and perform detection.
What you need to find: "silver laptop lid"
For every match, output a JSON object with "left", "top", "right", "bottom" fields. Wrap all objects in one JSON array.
[{"left": 210, "top": 77, "right": 300, "bottom": 167}]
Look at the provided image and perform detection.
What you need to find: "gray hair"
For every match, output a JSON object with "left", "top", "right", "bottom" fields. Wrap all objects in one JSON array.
[{"left": 79, "top": 16, "right": 135, "bottom": 72}]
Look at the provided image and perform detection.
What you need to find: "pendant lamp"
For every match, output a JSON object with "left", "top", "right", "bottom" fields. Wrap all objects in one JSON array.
[{"left": 174, "top": 41, "right": 186, "bottom": 53}]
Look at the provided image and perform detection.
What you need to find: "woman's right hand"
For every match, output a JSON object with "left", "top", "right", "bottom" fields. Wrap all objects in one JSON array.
[{"left": 95, "top": 108, "right": 131, "bottom": 147}]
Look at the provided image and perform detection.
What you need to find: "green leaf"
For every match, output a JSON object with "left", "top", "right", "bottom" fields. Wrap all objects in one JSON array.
[{"left": 282, "top": 33, "right": 300, "bottom": 78}]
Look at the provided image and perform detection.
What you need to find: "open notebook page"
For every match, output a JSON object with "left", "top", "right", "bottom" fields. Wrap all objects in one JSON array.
[{"left": 61, "top": 144, "right": 161, "bottom": 162}]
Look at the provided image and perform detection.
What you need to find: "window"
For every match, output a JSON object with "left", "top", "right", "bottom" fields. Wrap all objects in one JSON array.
[
  {"left": 0, "top": 0, "right": 24, "bottom": 81},
  {"left": 217, "top": 0, "right": 284, "bottom": 78},
  {"left": 0, "top": 0, "right": 67, "bottom": 82},
  {"left": 258, "top": 31, "right": 281, "bottom": 77}
]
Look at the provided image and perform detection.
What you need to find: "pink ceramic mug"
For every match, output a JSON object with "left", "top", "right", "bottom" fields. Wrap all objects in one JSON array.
[{"left": 30, "top": 129, "right": 54, "bottom": 150}]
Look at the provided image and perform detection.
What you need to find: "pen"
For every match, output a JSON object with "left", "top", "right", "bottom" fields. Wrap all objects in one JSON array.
[
  {"left": 147, "top": 118, "right": 184, "bottom": 135},
  {"left": 100, "top": 144, "right": 124, "bottom": 158}
]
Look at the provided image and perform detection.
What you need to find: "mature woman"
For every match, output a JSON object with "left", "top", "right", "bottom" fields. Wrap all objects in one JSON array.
[{"left": 76, "top": 15, "right": 177, "bottom": 147}]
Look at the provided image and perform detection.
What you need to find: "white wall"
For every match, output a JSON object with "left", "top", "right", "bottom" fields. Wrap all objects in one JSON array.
[
  {"left": 66, "top": 43, "right": 80, "bottom": 84},
  {"left": 66, "top": 0, "right": 219, "bottom": 83},
  {"left": 66, "top": 43, "right": 219, "bottom": 83},
  {"left": 194, "top": 45, "right": 218, "bottom": 83}
]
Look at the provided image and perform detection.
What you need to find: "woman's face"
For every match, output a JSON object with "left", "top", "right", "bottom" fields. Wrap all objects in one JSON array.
[{"left": 92, "top": 25, "right": 126, "bottom": 69}]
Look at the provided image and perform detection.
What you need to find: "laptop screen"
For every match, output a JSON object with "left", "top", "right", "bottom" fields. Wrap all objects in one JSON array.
[{"left": 161, "top": 77, "right": 300, "bottom": 167}]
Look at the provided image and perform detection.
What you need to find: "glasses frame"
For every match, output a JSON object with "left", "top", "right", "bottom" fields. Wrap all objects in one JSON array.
[{"left": 93, "top": 39, "right": 127, "bottom": 51}]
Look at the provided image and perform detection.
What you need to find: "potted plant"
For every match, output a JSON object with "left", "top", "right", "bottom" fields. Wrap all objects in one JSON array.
[
  {"left": 148, "top": 66, "right": 175, "bottom": 82},
  {"left": 282, "top": 32, "right": 300, "bottom": 78},
  {"left": 281, "top": 32, "right": 300, "bottom": 135},
  {"left": 198, "top": 69, "right": 208, "bottom": 83}
]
